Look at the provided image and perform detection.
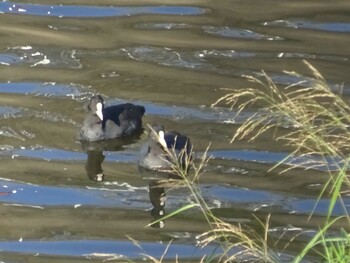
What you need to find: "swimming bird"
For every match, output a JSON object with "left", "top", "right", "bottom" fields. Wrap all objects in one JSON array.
[
  {"left": 139, "top": 125, "right": 192, "bottom": 173},
  {"left": 79, "top": 95, "right": 145, "bottom": 141}
]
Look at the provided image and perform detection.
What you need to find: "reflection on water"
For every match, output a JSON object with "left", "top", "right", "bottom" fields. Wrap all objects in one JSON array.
[
  {"left": 0, "top": 239, "right": 222, "bottom": 260},
  {"left": 1, "top": 46, "right": 83, "bottom": 68},
  {"left": 264, "top": 19, "right": 350, "bottom": 33},
  {"left": 0, "top": 2, "right": 206, "bottom": 17},
  {"left": 80, "top": 136, "right": 141, "bottom": 181},
  {"left": 136, "top": 22, "right": 284, "bottom": 40},
  {"left": 0, "top": 0, "right": 349, "bottom": 261},
  {"left": 0, "top": 82, "right": 83, "bottom": 97},
  {"left": 81, "top": 137, "right": 177, "bottom": 228},
  {"left": 85, "top": 150, "right": 105, "bottom": 181},
  {"left": 1, "top": 143, "right": 342, "bottom": 172},
  {"left": 203, "top": 26, "right": 284, "bottom": 40}
]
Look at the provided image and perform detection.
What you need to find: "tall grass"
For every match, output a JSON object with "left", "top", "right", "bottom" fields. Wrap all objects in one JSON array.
[
  {"left": 212, "top": 60, "right": 350, "bottom": 262},
  {"left": 144, "top": 61, "right": 349, "bottom": 262},
  {"left": 146, "top": 128, "right": 279, "bottom": 262}
]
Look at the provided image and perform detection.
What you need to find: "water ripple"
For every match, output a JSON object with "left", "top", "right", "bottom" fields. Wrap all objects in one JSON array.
[
  {"left": 203, "top": 26, "right": 283, "bottom": 40},
  {"left": 0, "top": 53, "right": 22, "bottom": 65},
  {"left": 0, "top": 239, "right": 219, "bottom": 260},
  {"left": 99, "top": 46, "right": 349, "bottom": 76},
  {"left": 1, "top": 176, "right": 346, "bottom": 218},
  {"left": 2, "top": 46, "right": 82, "bottom": 68},
  {"left": 204, "top": 184, "right": 349, "bottom": 216},
  {"left": 0, "top": 106, "right": 22, "bottom": 118},
  {"left": 0, "top": 144, "right": 343, "bottom": 173},
  {"left": 0, "top": 146, "right": 136, "bottom": 163},
  {"left": 0, "top": 82, "right": 87, "bottom": 98},
  {"left": 198, "top": 49, "right": 348, "bottom": 62},
  {"left": 121, "top": 46, "right": 208, "bottom": 70},
  {"left": 135, "top": 22, "right": 192, "bottom": 30},
  {"left": 209, "top": 150, "right": 344, "bottom": 171},
  {"left": 265, "top": 73, "right": 350, "bottom": 95},
  {"left": 263, "top": 19, "right": 350, "bottom": 33},
  {"left": 0, "top": 179, "right": 148, "bottom": 208},
  {"left": 135, "top": 23, "right": 283, "bottom": 40},
  {"left": 0, "top": 3, "right": 206, "bottom": 18}
]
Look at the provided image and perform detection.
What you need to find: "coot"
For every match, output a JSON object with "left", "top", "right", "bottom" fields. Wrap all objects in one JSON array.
[
  {"left": 79, "top": 95, "right": 145, "bottom": 141},
  {"left": 139, "top": 125, "right": 192, "bottom": 173}
]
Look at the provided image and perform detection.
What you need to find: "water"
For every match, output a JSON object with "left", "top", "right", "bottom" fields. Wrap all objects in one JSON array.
[{"left": 0, "top": 0, "right": 349, "bottom": 262}]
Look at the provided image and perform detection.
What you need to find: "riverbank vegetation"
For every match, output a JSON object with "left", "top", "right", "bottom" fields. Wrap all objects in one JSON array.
[
  {"left": 211, "top": 60, "right": 350, "bottom": 262},
  {"left": 145, "top": 61, "right": 350, "bottom": 262}
]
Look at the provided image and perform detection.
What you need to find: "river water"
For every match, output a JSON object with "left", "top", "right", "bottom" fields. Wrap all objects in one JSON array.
[{"left": 0, "top": 0, "right": 349, "bottom": 262}]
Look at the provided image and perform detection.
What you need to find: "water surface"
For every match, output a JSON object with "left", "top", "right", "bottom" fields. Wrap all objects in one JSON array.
[{"left": 0, "top": 0, "right": 349, "bottom": 261}]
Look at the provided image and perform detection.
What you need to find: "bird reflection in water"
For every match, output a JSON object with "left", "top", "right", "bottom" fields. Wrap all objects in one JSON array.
[
  {"left": 148, "top": 179, "right": 166, "bottom": 228},
  {"left": 85, "top": 150, "right": 105, "bottom": 182},
  {"left": 80, "top": 124, "right": 192, "bottom": 229},
  {"left": 80, "top": 136, "right": 139, "bottom": 182},
  {"left": 80, "top": 135, "right": 170, "bottom": 228}
]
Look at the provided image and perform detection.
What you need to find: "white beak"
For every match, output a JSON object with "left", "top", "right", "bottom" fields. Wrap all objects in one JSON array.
[
  {"left": 158, "top": 130, "right": 168, "bottom": 150},
  {"left": 96, "top": 102, "right": 103, "bottom": 121}
]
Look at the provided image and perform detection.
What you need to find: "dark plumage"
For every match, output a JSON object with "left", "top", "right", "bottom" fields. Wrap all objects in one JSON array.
[
  {"left": 79, "top": 95, "right": 145, "bottom": 141},
  {"left": 138, "top": 125, "right": 192, "bottom": 172}
]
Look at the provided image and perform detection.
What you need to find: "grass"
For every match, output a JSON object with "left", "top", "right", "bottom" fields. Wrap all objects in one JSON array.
[
  {"left": 211, "top": 60, "right": 350, "bottom": 262},
  {"left": 145, "top": 127, "right": 279, "bottom": 262},
  {"left": 139, "top": 61, "right": 350, "bottom": 262},
  {"left": 320, "top": 229, "right": 350, "bottom": 263}
]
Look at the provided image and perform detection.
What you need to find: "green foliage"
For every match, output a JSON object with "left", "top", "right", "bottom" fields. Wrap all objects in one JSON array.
[{"left": 320, "top": 229, "right": 350, "bottom": 263}]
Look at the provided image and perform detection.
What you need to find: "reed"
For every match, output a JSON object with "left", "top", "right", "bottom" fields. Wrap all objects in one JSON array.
[
  {"left": 141, "top": 61, "right": 349, "bottom": 262},
  {"left": 212, "top": 60, "right": 350, "bottom": 262},
  {"left": 146, "top": 127, "right": 278, "bottom": 262}
]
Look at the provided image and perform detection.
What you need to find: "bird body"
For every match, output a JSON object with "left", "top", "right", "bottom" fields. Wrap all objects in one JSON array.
[
  {"left": 79, "top": 95, "right": 145, "bottom": 141},
  {"left": 139, "top": 125, "right": 192, "bottom": 172}
]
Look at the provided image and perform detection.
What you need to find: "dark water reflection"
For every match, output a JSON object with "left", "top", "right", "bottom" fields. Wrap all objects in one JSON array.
[{"left": 0, "top": 0, "right": 349, "bottom": 261}]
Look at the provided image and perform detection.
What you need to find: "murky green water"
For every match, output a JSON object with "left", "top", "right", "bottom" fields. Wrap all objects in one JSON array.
[{"left": 0, "top": 0, "right": 349, "bottom": 262}]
